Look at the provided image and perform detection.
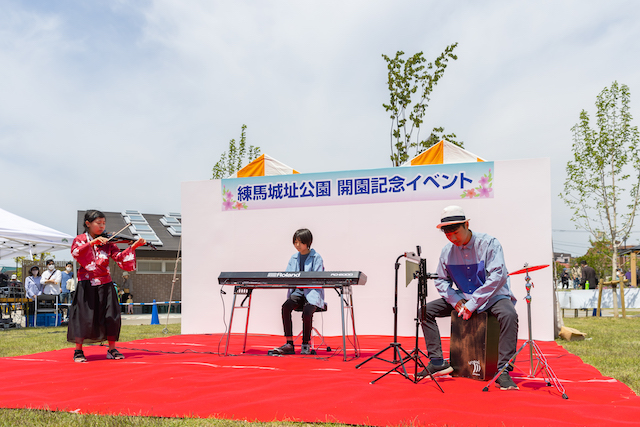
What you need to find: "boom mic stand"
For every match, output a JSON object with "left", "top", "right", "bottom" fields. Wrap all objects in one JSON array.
[
  {"left": 482, "top": 263, "right": 568, "bottom": 399},
  {"left": 355, "top": 252, "right": 415, "bottom": 370}
]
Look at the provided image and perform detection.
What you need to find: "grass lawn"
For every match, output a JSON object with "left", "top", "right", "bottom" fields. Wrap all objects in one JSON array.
[
  {"left": 557, "top": 314, "right": 640, "bottom": 395},
  {"left": 0, "top": 324, "right": 182, "bottom": 358},
  {"left": 0, "top": 324, "right": 350, "bottom": 427},
  {"left": 0, "top": 317, "right": 638, "bottom": 426}
]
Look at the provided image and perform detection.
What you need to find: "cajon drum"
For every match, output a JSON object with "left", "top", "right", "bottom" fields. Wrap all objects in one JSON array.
[{"left": 449, "top": 311, "right": 499, "bottom": 380}]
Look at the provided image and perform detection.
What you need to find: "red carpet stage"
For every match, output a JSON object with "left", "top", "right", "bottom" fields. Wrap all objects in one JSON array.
[{"left": 1, "top": 334, "right": 639, "bottom": 426}]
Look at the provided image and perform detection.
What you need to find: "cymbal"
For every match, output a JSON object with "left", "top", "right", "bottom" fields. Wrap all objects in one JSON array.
[{"left": 509, "top": 264, "right": 550, "bottom": 276}]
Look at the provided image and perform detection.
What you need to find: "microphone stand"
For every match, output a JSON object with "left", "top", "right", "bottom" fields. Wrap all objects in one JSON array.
[
  {"left": 355, "top": 253, "right": 413, "bottom": 369},
  {"left": 369, "top": 257, "right": 444, "bottom": 392}
]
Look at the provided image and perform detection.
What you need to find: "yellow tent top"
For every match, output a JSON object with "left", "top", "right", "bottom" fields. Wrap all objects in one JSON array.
[
  {"left": 403, "top": 140, "right": 485, "bottom": 166},
  {"left": 229, "top": 154, "right": 300, "bottom": 178}
]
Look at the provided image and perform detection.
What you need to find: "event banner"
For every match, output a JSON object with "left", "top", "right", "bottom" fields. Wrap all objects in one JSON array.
[{"left": 221, "top": 162, "right": 494, "bottom": 211}]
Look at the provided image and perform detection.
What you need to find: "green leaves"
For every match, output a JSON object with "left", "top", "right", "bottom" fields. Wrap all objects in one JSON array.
[
  {"left": 383, "top": 45, "right": 462, "bottom": 166},
  {"left": 561, "top": 81, "right": 640, "bottom": 275},
  {"left": 211, "top": 124, "right": 261, "bottom": 179}
]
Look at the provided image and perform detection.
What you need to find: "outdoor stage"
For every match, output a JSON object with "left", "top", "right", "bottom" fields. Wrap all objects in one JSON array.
[{"left": 1, "top": 334, "right": 639, "bottom": 426}]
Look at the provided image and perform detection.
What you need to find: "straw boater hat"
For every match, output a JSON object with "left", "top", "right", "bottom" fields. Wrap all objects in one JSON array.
[{"left": 436, "top": 205, "right": 470, "bottom": 229}]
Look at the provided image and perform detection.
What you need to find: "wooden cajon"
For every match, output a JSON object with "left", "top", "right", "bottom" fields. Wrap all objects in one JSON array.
[{"left": 449, "top": 311, "right": 499, "bottom": 380}]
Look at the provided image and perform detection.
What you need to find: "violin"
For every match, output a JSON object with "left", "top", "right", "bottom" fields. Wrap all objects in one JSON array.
[{"left": 98, "top": 232, "right": 158, "bottom": 250}]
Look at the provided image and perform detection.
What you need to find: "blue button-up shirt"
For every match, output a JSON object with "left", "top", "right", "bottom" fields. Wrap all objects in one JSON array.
[
  {"left": 435, "top": 231, "right": 516, "bottom": 313},
  {"left": 285, "top": 248, "right": 325, "bottom": 309},
  {"left": 60, "top": 271, "right": 73, "bottom": 293}
]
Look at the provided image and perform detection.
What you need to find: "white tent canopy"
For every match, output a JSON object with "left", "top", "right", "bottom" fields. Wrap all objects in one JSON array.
[
  {"left": 0, "top": 208, "right": 73, "bottom": 260},
  {"left": 401, "top": 140, "right": 486, "bottom": 166},
  {"left": 228, "top": 154, "right": 299, "bottom": 178}
]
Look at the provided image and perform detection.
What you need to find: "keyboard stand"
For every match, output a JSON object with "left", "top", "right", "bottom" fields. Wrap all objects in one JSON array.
[{"left": 224, "top": 283, "right": 359, "bottom": 361}]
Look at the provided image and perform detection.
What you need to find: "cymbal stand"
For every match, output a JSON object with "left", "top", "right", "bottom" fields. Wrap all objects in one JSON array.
[{"left": 482, "top": 263, "right": 568, "bottom": 399}]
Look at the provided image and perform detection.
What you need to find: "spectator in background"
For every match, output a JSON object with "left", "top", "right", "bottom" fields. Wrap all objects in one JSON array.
[
  {"left": 8, "top": 275, "right": 23, "bottom": 305},
  {"left": 41, "top": 259, "right": 61, "bottom": 295},
  {"left": 126, "top": 294, "right": 134, "bottom": 314},
  {"left": 122, "top": 271, "right": 132, "bottom": 293},
  {"left": 60, "top": 262, "right": 74, "bottom": 321},
  {"left": 0, "top": 273, "right": 8, "bottom": 304},
  {"left": 9, "top": 274, "right": 22, "bottom": 288},
  {"left": 120, "top": 272, "right": 132, "bottom": 313},
  {"left": 1, "top": 274, "right": 19, "bottom": 314},
  {"left": 25, "top": 266, "right": 42, "bottom": 299},
  {"left": 60, "top": 262, "right": 74, "bottom": 304},
  {"left": 66, "top": 270, "right": 77, "bottom": 297},
  {"left": 571, "top": 263, "right": 582, "bottom": 289},
  {"left": 580, "top": 260, "right": 598, "bottom": 290},
  {"left": 561, "top": 270, "right": 570, "bottom": 289}
]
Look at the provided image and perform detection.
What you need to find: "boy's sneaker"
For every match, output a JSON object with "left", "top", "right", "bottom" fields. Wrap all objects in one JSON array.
[
  {"left": 270, "top": 343, "right": 295, "bottom": 355},
  {"left": 495, "top": 371, "right": 519, "bottom": 390},
  {"left": 417, "top": 361, "right": 453, "bottom": 379},
  {"left": 300, "top": 343, "right": 312, "bottom": 355},
  {"left": 73, "top": 349, "right": 86, "bottom": 363},
  {"left": 106, "top": 348, "right": 125, "bottom": 360}
]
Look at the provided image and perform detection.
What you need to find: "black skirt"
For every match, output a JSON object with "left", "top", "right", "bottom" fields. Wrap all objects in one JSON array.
[{"left": 67, "top": 280, "right": 121, "bottom": 344}]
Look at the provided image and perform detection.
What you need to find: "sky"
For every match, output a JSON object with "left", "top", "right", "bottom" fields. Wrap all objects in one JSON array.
[{"left": 2, "top": 0, "right": 640, "bottom": 264}]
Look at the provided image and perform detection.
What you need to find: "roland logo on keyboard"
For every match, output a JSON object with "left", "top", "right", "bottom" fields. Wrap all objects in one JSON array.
[{"left": 267, "top": 272, "right": 301, "bottom": 278}]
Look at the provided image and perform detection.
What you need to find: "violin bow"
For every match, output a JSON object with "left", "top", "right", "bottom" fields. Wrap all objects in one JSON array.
[{"left": 104, "top": 224, "right": 132, "bottom": 243}]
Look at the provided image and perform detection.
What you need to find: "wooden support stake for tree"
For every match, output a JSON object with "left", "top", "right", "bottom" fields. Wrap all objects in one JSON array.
[
  {"left": 632, "top": 253, "right": 637, "bottom": 288},
  {"left": 598, "top": 278, "right": 629, "bottom": 319},
  {"left": 597, "top": 281, "right": 603, "bottom": 317},
  {"left": 620, "top": 276, "right": 626, "bottom": 319}
]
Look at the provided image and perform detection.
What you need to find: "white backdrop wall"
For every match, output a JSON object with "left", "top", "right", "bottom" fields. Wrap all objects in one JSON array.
[{"left": 181, "top": 158, "right": 554, "bottom": 341}]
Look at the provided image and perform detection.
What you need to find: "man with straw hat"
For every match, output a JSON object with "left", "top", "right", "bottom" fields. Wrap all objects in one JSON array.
[{"left": 418, "top": 205, "right": 519, "bottom": 391}]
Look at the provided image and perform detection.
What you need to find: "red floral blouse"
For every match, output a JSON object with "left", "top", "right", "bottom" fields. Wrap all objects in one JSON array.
[{"left": 71, "top": 233, "right": 137, "bottom": 286}]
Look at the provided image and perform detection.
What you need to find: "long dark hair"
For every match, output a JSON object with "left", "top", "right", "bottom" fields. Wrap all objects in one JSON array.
[{"left": 83, "top": 210, "right": 106, "bottom": 232}]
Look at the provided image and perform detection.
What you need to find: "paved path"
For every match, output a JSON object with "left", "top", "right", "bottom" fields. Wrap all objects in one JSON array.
[{"left": 121, "top": 313, "right": 181, "bottom": 325}]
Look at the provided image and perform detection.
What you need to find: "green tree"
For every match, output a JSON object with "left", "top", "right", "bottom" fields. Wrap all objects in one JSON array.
[
  {"left": 382, "top": 45, "right": 463, "bottom": 166},
  {"left": 561, "top": 81, "right": 640, "bottom": 278},
  {"left": 211, "top": 124, "right": 261, "bottom": 179},
  {"left": 575, "top": 238, "right": 614, "bottom": 281}
]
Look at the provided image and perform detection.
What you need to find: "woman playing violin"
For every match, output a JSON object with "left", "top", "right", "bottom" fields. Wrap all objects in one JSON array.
[{"left": 67, "top": 210, "right": 146, "bottom": 363}]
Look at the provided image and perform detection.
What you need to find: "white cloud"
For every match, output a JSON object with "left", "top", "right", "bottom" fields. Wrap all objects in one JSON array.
[{"left": 1, "top": 0, "right": 639, "bottom": 255}]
